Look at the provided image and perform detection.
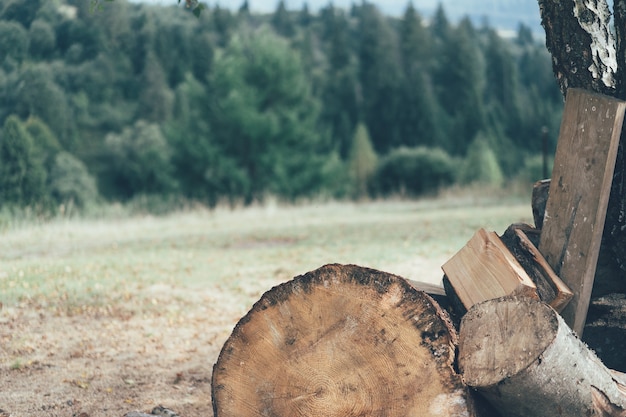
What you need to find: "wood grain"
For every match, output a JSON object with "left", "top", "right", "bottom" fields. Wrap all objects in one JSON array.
[
  {"left": 442, "top": 228, "right": 538, "bottom": 311},
  {"left": 212, "top": 264, "right": 476, "bottom": 417},
  {"left": 538, "top": 88, "right": 626, "bottom": 335}
]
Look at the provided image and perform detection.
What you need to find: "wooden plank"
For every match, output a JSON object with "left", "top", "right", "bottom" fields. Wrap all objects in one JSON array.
[
  {"left": 442, "top": 228, "right": 538, "bottom": 311},
  {"left": 538, "top": 88, "right": 626, "bottom": 335}
]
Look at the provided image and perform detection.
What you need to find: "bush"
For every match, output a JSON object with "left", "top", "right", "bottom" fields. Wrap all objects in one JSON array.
[
  {"left": 516, "top": 153, "right": 553, "bottom": 183},
  {"left": 49, "top": 151, "right": 99, "bottom": 209},
  {"left": 102, "top": 120, "right": 177, "bottom": 200},
  {"left": 374, "top": 146, "right": 456, "bottom": 197},
  {"left": 459, "top": 135, "right": 504, "bottom": 186}
]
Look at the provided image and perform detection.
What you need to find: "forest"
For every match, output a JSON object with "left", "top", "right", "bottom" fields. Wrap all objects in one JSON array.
[{"left": 0, "top": 0, "right": 564, "bottom": 214}]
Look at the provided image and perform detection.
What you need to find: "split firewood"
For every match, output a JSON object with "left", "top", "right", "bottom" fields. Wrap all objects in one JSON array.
[
  {"left": 441, "top": 228, "right": 539, "bottom": 313},
  {"left": 212, "top": 263, "right": 479, "bottom": 417},
  {"left": 500, "top": 223, "right": 572, "bottom": 312},
  {"left": 458, "top": 296, "right": 626, "bottom": 417}
]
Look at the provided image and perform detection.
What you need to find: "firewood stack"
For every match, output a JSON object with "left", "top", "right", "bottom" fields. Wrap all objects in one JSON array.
[{"left": 211, "top": 88, "right": 626, "bottom": 416}]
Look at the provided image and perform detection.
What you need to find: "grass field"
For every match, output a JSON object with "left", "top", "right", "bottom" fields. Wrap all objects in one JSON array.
[
  {"left": 0, "top": 195, "right": 533, "bottom": 311},
  {"left": 0, "top": 194, "right": 535, "bottom": 416}
]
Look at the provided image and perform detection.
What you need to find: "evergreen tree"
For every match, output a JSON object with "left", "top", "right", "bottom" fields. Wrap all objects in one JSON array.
[
  {"left": 137, "top": 51, "right": 174, "bottom": 123},
  {"left": 433, "top": 17, "right": 486, "bottom": 154},
  {"left": 210, "top": 29, "right": 329, "bottom": 203},
  {"left": 14, "top": 65, "right": 75, "bottom": 150},
  {"left": 485, "top": 30, "right": 519, "bottom": 116},
  {"left": 357, "top": 2, "right": 403, "bottom": 153},
  {"left": 166, "top": 75, "right": 238, "bottom": 207},
  {"left": 0, "top": 20, "right": 29, "bottom": 67},
  {"left": 238, "top": 0, "right": 250, "bottom": 15},
  {"left": 272, "top": 0, "right": 295, "bottom": 37},
  {"left": 212, "top": 5, "right": 235, "bottom": 47},
  {"left": 348, "top": 123, "right": 378, "bottom": 199},
  {"left": 0, "top": 116, "right": 46, "bottom": 207},
  {"left": 320, "top": 6, "right": 359, "bottom": 158},
  {"left": 28, "top": 19, "right": 56, "bottom": 60},
  {"left": 397, "top": 2, "right": 441, "bottom": 147},
  {"left": 24, "top": 116, "right": 62, "bottom": 170},
  {"left": 299, "top": 2, "right": 312, "bottom": 26},
  {"left": 399, "top": 2, "right": 430, "bottom": 74},
  {"left": 430, "top": 3, "right": 451, "bottom": 43}
]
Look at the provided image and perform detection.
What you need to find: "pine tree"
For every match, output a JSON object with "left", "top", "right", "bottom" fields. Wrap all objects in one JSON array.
[
  {"left": 348, "top": 123, "right": 378, "bottom": 199},
  {"left": 433, "top": 17, "right": 486, "bottom": 154},
  {"left": 357, "top": 2, "right": 403, "bottom": 153},
  {"left": 320, "top": 7, "right": 359, "bottom": 158},
  {"left": 0, "top": 116, "right": 46, "bottom": 207},
  {"left": 397, "top": 2, "right": 441, "bottom": 147},
  {"left": 272, "top": 0, "right": 295, "bottom": 37}
]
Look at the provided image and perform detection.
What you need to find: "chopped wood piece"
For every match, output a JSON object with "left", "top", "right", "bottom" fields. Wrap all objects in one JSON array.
[
  {"left": 212, "top": 264, "right": 477, "bottom": 417},
  {"left": 538, "top": 88, "right": 626, "bottom": 335},
  {"left": 500, "top": 223, "right": 573, "bottom": 312},
  {"left": 441, "top": 228, "right": 538, "bottom": 312},
  {"left": 459, "top": 296, "right": 626, "bottom": 417}
]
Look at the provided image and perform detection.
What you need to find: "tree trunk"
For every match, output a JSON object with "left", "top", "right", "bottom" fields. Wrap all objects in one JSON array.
[
  {"left": 538, "top": 0, "right": 626, "bottom": 295},
  {"left": 458, "top": 296, "right": 626, "bottom": 417},
  {"left": 212, "top": 263, "right": 478, "bottom": 417}
]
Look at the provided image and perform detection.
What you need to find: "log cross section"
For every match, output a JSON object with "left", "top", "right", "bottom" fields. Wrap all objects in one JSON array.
[{"left": 211, "top": 264, "right": 477, "bottom": 417}]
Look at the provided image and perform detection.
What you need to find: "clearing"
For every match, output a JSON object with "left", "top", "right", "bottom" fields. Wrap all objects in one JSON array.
[{"left": 0, "top": 198, "right": 532, "bottom": 416}]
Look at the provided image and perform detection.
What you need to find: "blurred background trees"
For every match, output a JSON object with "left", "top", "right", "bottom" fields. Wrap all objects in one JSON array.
[{"left": 0, "top": 0, "right": 563, "bottom": 213}]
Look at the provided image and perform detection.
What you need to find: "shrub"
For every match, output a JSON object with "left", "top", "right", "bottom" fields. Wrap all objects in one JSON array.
[
  {"left": 374, "top": 146, "right": 456, "bottom": 197},
  {"left": 459, "top": 135, "right": 504, "bottom": 186},
  {"left": 49, "top": 151, "right": 99, "bottom": 209},
  {"left": 516, "top": 153, "right": 554, "bottom": 183},
  {"left": 102, "top": 120, "right": 177, "bottom": 200}
]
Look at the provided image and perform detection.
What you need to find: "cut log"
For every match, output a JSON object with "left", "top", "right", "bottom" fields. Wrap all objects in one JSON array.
[
  {"left": 458, "top": 296, "right": 626, "bottom": 417},
  {"left": 500, "top": 223, "right": 573, "bottom": 312},
  {"left": 441, "top": 228, "right": 538, "bottom": 312},
  {"left": 538, "top": 88, "right": 626, "bottom": 335},
  {"left": 212, "top": 264, "right": 477, "bottom": 417}
]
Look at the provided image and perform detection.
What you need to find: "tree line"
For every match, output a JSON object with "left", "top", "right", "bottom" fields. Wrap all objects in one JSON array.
[{"left": 0, "top": 0, "right": 563, "bottom": 213}]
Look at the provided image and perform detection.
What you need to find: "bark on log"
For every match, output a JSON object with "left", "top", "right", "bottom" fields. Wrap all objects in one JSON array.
[
  {"left": 212, "top": 264, "right": 477, "bottom": 417},
  {"left": 458, "top": 296, "right": 626, "bottom": 417},
  {"left": 585, "top": 294, "right": 626, "bottom": 372}
]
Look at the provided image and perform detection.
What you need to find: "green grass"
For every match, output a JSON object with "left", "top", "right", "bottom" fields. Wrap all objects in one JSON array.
[{"left": 0, "top": 195, "right": 533, "bottom": 313}]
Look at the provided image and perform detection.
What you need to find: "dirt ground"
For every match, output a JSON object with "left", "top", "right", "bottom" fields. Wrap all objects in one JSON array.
[{"left": 0, "top": 279, "right": 281, "bottom": 417}]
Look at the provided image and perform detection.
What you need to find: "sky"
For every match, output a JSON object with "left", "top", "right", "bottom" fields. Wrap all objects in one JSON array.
[
  {"left": 135, "top": 0, "right": 545, "bottom": 34},
  {"left": 138, "top": 0, "right": 417, "bottom": 16}
]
